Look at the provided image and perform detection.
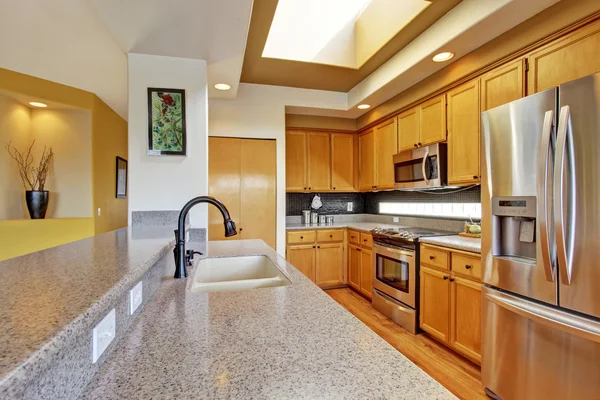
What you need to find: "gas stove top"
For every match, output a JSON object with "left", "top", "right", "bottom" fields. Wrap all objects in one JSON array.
[{"left": 371, "top": 226, "right": 455, "bottom": 247}]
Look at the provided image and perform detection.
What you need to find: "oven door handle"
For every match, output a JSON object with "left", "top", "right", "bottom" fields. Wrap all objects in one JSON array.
[
  {"left": 373, "top": 243, "right": 415, "bottom": 258},
  {"left": 421, "top": 150, "right": 430, "bottom": 186}
]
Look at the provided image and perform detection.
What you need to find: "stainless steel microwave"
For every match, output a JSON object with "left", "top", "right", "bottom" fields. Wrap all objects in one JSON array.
[{"left": 393, "top": 143, "right": 447, "bottom": 190}]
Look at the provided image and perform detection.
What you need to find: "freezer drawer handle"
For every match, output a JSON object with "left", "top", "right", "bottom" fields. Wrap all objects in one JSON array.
[
  {"left": 538, "top": 110, "right": 556, "bottom": 282},
  {"left": 485, "top": 288, "right": 600, "bottom": 344}
]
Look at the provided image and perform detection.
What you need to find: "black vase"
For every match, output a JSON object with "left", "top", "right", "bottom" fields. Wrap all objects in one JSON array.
[{"left": 26, "top": 190, "right": 49, "bottom": 219}]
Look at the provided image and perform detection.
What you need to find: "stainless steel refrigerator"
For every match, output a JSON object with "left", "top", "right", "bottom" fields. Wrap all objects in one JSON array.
[{"left": 481, "top": 72, "right": 600, "bottom": 400}]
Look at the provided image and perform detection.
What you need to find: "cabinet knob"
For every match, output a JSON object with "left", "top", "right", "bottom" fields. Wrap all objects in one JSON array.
[
  {"left": 357, "top": 248, "right": 361, "bottom": 252},
  {"left": 333, "top": 187, "right": 336, "bottom": 190},
  {"left": 239, "top": 228, "right": 243, "bottom": 232},
  {"left": 443, "top": 276, "right": 449, "bottom": 280},
  {"left": 449, "top": 277, "right": 455, "bottom": 282},
  {"left": 465, "top": 264, "right": 472, "bottom": 270},
  {"left": 414, "top": 144, "right": 418, "bottom": 148},
  {"left": 473, "top": 176, "right": 478, "bottom": 180},
  {"left": 418, "top": 142, "right": 422, "bottom": 146},
  {"left": 317, "top": 245, "right": 321, "bottom": 249},
  {"left": 429, "top": 255, "right": 435, "bottom": 260},
  {"left": 330, "top": 235, "right": 333, "bottom": 238},
  {"left": 309, "top": 187, "right": 312, "bottom": 190},
  {"left": 304, "top": 187, "right": 307, "bottom": 190},
  {"left": 351, "top": 236, "right": 355, "bottom": 239},
  {"left": 300, "top": 236, "right": 303, "bottom": 239},
  {"left": 313, "top": 245, "right": 316, "bottom": 248}
]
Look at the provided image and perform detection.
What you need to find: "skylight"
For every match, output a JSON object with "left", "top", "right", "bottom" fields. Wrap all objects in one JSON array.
[{"left": 262, "top": 0, "right": 371, "bottom": 65}]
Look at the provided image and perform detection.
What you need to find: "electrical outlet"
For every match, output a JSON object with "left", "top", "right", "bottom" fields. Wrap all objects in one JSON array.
[
  {"left": 92, "top": 309, "right": 115, "bottom": 363},
  {"left": 129, "top": 281, "right": 143, "bottom": 315},
  {"left": 347, "top": 202, "right": 353, "bottom": 212},
  {"left": 97, "top": 208, "right": 101, "bottom": 217},
  {"left": 393, "top": 217, "right": 399, "bottom": 223}
]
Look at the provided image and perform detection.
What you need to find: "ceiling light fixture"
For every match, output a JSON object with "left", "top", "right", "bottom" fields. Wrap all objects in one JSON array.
[
  {"left": 357, "top": 104, "right": 371, "bottom": 110},
  {"left": 214, "top": 83, "right": 231, "bottom": 91},
  {"left": 29, "top": 102, "right": 48, "bottom": 108},
  {"left": 432, "top": 52, "right": 454, "bottom": 63}
]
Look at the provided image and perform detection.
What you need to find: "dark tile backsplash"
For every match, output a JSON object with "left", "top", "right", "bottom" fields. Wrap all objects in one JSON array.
[{"left": 286, "top": 186, "right": 480, "bottom": 216}]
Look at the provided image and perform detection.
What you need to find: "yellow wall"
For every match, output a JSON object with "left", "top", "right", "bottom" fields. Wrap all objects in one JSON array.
[
  {"left": 0, "top": 68, "right": 128, "bottom": 257},
  {"left": 0, "top": 218, "right": 94, "bottom": 261}
]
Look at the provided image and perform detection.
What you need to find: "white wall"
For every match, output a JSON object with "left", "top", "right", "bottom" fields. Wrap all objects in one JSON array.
[
  {"left": 0, "top": 0, "right": 128, "bottom": 119},
  {"left": 209, "top": 83, "right": 347, "bottom": 255},
  {"left": 128, "top": 53, "right": 209, "bottom": 228}
]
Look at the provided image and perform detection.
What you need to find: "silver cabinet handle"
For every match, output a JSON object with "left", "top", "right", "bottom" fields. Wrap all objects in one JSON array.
[
  {"left": 538, "top": 110, "right": 556, "bottom": 282},
  {"left": 554, "top": 105, "right": 576, "bottom": 286},
  {"left": 421, "top": 150, "right": 430, "bottom": 186}
]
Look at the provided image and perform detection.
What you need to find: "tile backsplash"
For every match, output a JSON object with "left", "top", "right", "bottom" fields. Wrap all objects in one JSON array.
[{"left": 286, "top": 192, "right": 365, "bottom": 216}]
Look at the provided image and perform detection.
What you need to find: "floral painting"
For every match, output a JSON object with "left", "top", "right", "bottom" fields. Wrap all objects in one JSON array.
[{"left": 147, "top": 88, "right": 186, "bottom": 155}]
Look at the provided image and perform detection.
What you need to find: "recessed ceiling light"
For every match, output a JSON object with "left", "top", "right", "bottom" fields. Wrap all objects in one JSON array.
[
  {"left": 357, "top": 104, "right": 371, "bottom": 110},
  {"left": 29, "top": 102, "right": 47, "bottom": 108},
  {"left": 214, "top": 83, "right": 231, "bottom": 91},
  {"left": 432, "top": 52, "right": 454, "bottom": 62}
]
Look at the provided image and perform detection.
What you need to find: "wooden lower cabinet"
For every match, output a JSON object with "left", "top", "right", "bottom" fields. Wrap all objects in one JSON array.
[
  {"left": 348, "top": 244, "right": 361, "bottom": 291},
  {"left": 286, "top": 244, "right": 316, "bottom": 282},
  {"left": 450, "top": 276, "right": 482, "bottom": 364},
  {"left": 420, "top": 266, "right": 451, "bottom": 343},
  {"left": 316, "top": 243, "right": 344, "bottom": 287},
  {"left": 359, "top": 248, "right": 373, "bottom": 300}
]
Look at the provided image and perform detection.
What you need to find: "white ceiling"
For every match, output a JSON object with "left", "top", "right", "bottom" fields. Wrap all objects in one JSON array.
[{"left": 89, "top": 0, "right": 254, "bottom": 100}]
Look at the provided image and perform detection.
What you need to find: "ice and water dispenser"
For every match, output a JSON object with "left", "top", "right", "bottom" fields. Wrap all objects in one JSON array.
[{"left": 491, "top": 196, "right": 537, "bottom": 261}]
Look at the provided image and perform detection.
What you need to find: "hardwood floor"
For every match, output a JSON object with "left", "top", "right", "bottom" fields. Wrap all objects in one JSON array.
[{"left": 326, "top": 288, "right": 487, "bottom": 400}]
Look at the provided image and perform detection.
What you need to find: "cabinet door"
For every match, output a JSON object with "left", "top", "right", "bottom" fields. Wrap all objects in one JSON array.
[
  {"left": 307, "top": 132, "right": 331, "bottom": 191},
  {"left": 450, "top": 276, "right": 482, "bottom": 364},
  {"left": 374, "top": 118, "right": 398, "bottom": 190},
  {"left": 481, "top": 59, "right": 525, "bottom": 112},
  {"left": 419, "top": 94, "right": 446, "bottom": 146},
  {"left": 331, "top": 133, "right": 355, "bottom": 191},
  {"left": 420, "top": 266, "right": 450, "bottom": 343},
  {"left": 447, "top": 79, "right": 481, "bottom": 185},
  {"left": 528, "top": 19, "right": 600, "bottom": 94},
  {"left": 348, "top": 245, "right": 361, "bottom": 291},
  {"left": 287, "top": 245, "right": 315, "bottom": 282},
  {"left": 398, "top": 107, "right": 420, "bottom": 152},
  {"left": 315, "top": 243, "right": 344, "bottom": 287},
  {"left": 359, "top": 248, "right": 373, "bottom": 300},
  {"left": 358, "top": 130, "right": 376, "bottom": 191},
  {"left": 208, "top": 137, "right": 241, "bottom": 242},
  {"left": 286, "top": 131, "right": 307, "bottom": 191}
]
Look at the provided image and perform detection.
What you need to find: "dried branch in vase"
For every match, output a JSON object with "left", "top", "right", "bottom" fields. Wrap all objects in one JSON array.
[{"left": 5, "top": 140, "right": 54, "bottom": 191}]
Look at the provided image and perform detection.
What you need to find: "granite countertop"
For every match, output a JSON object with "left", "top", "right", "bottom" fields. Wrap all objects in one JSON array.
[
  {"left": 0, "top": 226, "right": 176, "bottom": 395},
  {"left": 286, "top": 222, "right": 404, "bottom": 232},
  {"left": 419, "top": 235, "right": 481, "bottom": 254},
  {"left": 83, "top": 239, "right": 455, "bottom": 399}
]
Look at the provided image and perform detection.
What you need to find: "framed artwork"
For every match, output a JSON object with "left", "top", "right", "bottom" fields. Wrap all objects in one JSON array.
[
  {"left": 116, "top": 156, "right": 127, "bottom": 199},
  {"left": 147, "top": 88, "right": 187, "bottom": 155}
]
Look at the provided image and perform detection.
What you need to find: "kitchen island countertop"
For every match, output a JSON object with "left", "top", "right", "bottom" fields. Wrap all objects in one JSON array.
[{"left": 83, "top": 239, "right": 455, "bottom": 399}]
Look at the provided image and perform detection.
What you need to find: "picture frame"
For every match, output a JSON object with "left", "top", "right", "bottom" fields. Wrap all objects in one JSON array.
[
  {"left": 116, "top": 156, "right": 127, "bottom": 199},
  {"left": 147, "top": 87, "right": 187, "bottom": 156}
]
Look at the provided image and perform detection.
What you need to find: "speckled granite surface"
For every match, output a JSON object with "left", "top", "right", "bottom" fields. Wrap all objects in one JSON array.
[
  {"left": 0, "top": 226, "right": 176, "bottom": 398},
  {"left": 419, "top": 235, "right": 481, "bottom": 253},
  {"left": 83, "top": 240, "right": 456, "bottom": 399}
]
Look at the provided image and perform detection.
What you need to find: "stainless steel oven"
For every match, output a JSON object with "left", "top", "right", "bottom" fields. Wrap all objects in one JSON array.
[{"left": 393, "top": 143, "right": 447, "bottom": 190}]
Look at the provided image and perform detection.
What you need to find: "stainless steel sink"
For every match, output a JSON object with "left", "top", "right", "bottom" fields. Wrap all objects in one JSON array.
[{"left": 188, "top": 255, "right": 291, "bottom": 293}]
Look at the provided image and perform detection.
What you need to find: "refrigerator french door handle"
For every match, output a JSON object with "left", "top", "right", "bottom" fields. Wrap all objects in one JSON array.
[
  {"left": 421, "top": 151, "right": 430, "bottom": 186},
  {"left": 554, "top": 105, "right": 576, "bottom": 286},
  {"left": 538, "top": 110, "right": 555, "bottom": 282}
]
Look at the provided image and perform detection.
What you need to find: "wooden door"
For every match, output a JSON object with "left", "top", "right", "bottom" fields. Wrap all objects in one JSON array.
[
  {"left": 286, "top": 131, "right": 307, "bottom": 191},
  {"left": 374, "top": 118, "right": 398, "bottom": 190},
  {"left": 307, "top": 132, "right": 331, "bottom": 191},
  {"left": 359, "top": 248, "right": 373, "bottom": 300},
  {"left": 331, "top": 133, "right": 355, "bottom": 191},
  {"left": 397, "top": 106, "right": 420, "bottom": 152},
  {"left": 447, "top": 79, "right": 481, "bottom": 185},
  {"left": 528, "top": 19, "right": 600, "bottom": 94},
  {"left": 287, "top": 245, "right": 315, "bottom": 282},
  {"left": 348, "top": 245, "right": 360, "bottom": 291},
  {"left": 315, "top": 243, "right": 344, "bottom": 287},
  {"left": 481, "top": 59, "right": 526, "bottom": 112},
  {"left": 358, "top": 130, "right": 376, "bottom": 191},
  {"left": 450, "top": 276, "right": 482, "bottom": 364},
  {"left": 420, "top": 266, "right": 450, "bottom": 343},
  {"left": 240, "top": 139, "right": 277, "bottom": 249},
  {"left": 208, "top": 137, "right": 241, "bottom": 242},
  {"left": 419, "top": 94, "right": 446, "bottom": 146}
]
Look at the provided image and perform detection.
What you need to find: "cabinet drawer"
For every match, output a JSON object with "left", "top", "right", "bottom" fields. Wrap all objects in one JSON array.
[
  {"left": 451, "top": 252, "right": 482, "bottom": 281},
  {"left": 348, "top": 229, "right": 360, "bottom": 245},
  {"left": 360, "top": 232, "right": 373, "bottom": 249},
  {"left": 287, "top": 230, "right": 316, "bottom": 245},
  {"left": 420, "top": 245, "right": 449, "bottom": 271},
  {"left": 317, "top": 229, "right": 344, "bottom": 243}
]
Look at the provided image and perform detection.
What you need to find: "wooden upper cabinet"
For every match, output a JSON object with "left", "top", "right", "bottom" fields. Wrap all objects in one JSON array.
[
  {"left": 374, "top": 117, "right": 398, "bottom": 190},
  {"left": 286, "top": 131, "right": 307, "bottom": 191},
  {"left": 481, "top": 59, "right": 526, "bottom": 112},
  {"left": 307, "top": 132, "right": 331, "bottom": 191},
  {"left": 398, "top": 107, "right": 420, "bottom": 153},
  {"left": 447, "top": 79, "right": 481, "bottom": 185},
  {"left": 358, "top": 129, "right": 376, "bottom": 191},
  {"left": 419, "top": 94, "right": 447, "bottom": 146},
  {"left": 420, "top": 266, "right": 451, "bottom": 343},
  {"left": 331, "top": 133, "right": 355, "bottom": 191},
  {"left": 450, "top": 276, "right": 482, "bottom": 364},
  {"left": 528, "top": 19, "right": 600, "bottom": 94}
]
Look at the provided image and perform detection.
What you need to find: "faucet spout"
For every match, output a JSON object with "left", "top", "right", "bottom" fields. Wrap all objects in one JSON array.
[{"left": 173, "top": 196, "right": 237, "bottom": 279}]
